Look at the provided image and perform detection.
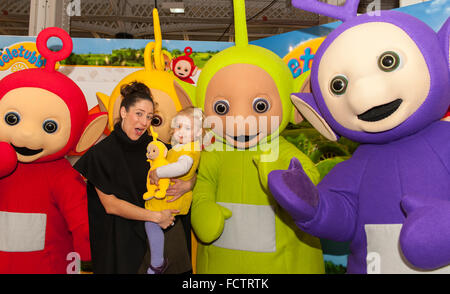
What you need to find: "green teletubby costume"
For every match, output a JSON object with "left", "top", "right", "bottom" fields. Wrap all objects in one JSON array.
[{"left": 191, "top": 0, "right": 325, "bottom": 273}]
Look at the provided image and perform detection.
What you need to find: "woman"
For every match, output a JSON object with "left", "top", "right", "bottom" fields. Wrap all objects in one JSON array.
[{"left": 74, "top": 82, "right": 192, "bottom": 274}]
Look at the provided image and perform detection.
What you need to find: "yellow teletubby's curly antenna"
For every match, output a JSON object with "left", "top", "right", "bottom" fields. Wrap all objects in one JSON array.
[
  {"left": 144, "top": 8, "right": 164, "bottom": 71},
  {"left": 149, "top": 126, "right": 158, "bottom": 141},
  {"left": 144, "top": 42, "right": 156, "bottom": 71},
  {"left": 152, "top": 8, "right": 164, "bottom": 71}
]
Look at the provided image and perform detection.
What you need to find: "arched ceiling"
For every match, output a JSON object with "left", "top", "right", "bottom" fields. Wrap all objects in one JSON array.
[{"left": 0, "top": 0, "right": 400, "bottom": 42}]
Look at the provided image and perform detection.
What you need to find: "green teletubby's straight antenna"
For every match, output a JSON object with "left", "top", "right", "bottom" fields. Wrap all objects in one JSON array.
[{"left": 234, "top": 0, "right": 248, "bottom": 48}]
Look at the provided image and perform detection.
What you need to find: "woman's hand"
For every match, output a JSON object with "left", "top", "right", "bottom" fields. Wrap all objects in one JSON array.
[
  {"left": 149, "top": 169, "right": 159, "bottom": 185},
  {"left": 156, "top": 209, "right": 179, "bottom": 229},
  {"left": 165, "top": 174, "right": 197, "bottom": 202}
]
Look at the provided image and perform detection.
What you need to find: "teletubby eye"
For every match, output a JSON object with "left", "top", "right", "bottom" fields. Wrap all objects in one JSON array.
[
  {"left": 253, "top": 98, "right": 270, "bottom": 113},
  {"left": 43, "top": 120, "right": 58, "bottom": 133},
  {"left": 151, "top": 115, "right": 163, "bottom": 127},
  {"left": 4, "top": 112, "right": 20, "bottom": 126},
  {"left": 213, "top": 100, "right": 230, "bottom": 115},
  {"left": 330, "top": 75, "right": 348, "bottom": 95},
  {"left": 378, "top": 51, "right": 400, "bottom": 72}
]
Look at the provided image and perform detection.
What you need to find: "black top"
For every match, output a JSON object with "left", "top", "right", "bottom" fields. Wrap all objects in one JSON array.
[{"left": 74, "top": 123, "right": 163, "bottom": 274}]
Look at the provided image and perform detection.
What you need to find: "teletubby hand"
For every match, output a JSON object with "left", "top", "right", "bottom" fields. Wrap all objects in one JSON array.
[
  {"left": 149, "top": 169, "right": 159, "bottom": 185},
  {"left": 0, "top": 142, "right": 18, "bottom": 178},
  {"left": 191, "top": 200, "right": 232, "bottom": 243},
  {"left": 400, "top": 194, "right": 450, "bottom": 270},
  {"left": 268, "top": 157, "right": 319, "bottom": 224},
  {"left": 253, "top": 153, "right": 279, "bottom": 192}
]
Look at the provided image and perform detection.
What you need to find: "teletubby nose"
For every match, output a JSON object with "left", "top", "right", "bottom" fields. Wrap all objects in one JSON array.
[
  {"left": 14, "top": 121, "right": 39, "bottom": 140},
  {"left": 346, "top": 74, "right": 391, "bottom": 115},
  {"left": 11, "top": 125, "right": 42, "bottom": 150}
]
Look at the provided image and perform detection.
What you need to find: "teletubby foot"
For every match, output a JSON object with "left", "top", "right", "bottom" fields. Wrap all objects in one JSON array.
[
  {"left": 143, "top": 192, "right": 155, "bottom": 200},
  {"left": 154, "top": 190, "right": 166, "bottom": 200}
]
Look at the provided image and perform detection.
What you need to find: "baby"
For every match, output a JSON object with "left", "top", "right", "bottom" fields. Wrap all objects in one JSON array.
[
  {"left": 144, "top": 106, "right": 203, "bottom": 274},
  {"left": 148, "top": 106, "right": 203, "bottom": 198}
]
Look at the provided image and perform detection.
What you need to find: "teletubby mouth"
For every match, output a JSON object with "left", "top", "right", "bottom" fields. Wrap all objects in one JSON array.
[
  {"left": 229, "top": 133, "right": 259, "bottom": 143},
  {"left": 357, "top": 99, "right": 403, "bottom": 122},
  {"left": 12, "top": 144, "right": 43, "bottom": 156}
]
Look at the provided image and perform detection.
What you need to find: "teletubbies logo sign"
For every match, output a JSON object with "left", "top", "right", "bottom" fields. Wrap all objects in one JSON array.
[
  {"left": 283, "top": 37, "right": 325, "bottom": 79},
  {"left": 0, "top": 42, "right": 46, "bottom": 72}
]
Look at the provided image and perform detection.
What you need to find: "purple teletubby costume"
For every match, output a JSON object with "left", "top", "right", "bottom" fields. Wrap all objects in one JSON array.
[{"left": 268, "top": 0, "right": 450, "bottom": 274}]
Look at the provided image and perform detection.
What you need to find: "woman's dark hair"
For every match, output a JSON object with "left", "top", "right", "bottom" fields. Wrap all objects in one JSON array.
[
  {"left": 120, "top": 81, "right": 154, "bottom": 111},
  {"left": 117, "top": 82, "right": 154, "bottom": 124}
]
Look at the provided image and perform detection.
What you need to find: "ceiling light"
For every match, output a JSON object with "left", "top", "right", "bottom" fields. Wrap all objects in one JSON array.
[{"left": 161, "top": 2, "right": 185, "bottom": 14}]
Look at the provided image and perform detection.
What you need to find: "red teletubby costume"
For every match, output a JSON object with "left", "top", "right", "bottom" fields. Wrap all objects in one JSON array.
[
  {"left": 0, "top": 27, "right": 107, "bottom": 273},
  {"left": 170, "top": 46, "right": 198, "bottom": 84}
]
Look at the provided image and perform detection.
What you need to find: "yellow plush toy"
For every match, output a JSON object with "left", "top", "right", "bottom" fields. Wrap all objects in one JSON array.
[{"left": 143, "top": 127, "right": 171, "bottom": 200}]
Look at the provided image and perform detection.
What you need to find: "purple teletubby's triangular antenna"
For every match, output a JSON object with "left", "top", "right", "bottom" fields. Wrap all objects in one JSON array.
[{"left": 292, "top": 0, "right": 360, "bottom": 22}]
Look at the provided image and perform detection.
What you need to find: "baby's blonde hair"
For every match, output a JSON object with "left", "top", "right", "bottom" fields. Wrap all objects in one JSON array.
[
  {"left": 176, "top": 106, "right": 205, "bottom": 127},
  {"left": 170, "top": 106, "right": 207, "bottom": 142}
]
